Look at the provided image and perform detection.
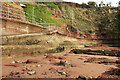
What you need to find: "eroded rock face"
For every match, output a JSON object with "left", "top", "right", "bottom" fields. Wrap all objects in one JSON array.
[
  {"left": 97, "top": 68, "right": 120, "bottom": 79},
  {"left": 70, "top": 49, "right": 120, "bottom": 57},
  {"left": 84, "top": 57, "right": 116, "bottom": 64}
]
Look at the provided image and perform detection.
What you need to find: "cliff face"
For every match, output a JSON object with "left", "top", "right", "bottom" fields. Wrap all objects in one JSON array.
[
  {"left": 2, "top": 2, "right": 120, "bottom": 38},
  {"left": 23, "top": 2, "right": 120, "bottom": 37}
]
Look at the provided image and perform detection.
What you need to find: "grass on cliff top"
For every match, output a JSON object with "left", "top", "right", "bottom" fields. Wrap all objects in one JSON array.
[
  {"left": 24, "top": 3, "right": 63, "bottom": 27},
  {"left": 24, "top": 2, "right": 120, "bottom": 35}
]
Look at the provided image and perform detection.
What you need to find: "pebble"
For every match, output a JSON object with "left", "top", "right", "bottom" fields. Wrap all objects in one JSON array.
[
  {"left": 44, "top": 54, "right": 48, "bottom": 56},
  {"left": 17, "top": 75, "right": 23, "bottom": 78},
  {"left": 65, "top": 61, "right": 71, "bottom": 66},
  {"left": 11, "top": 61, "right": 22, "bottom": 64},
  {"left": 27, "top": 71, "right": 36, "bottom": 75},
  {"left": 71, "top": 64, "right": 76, "bottom": 67},
  {"left": 15, "top": 61, "right": 22, "bottom": 63},
  {"left": 9, "top": 72, "right": 14, "bottom": 76},
  {"left": 22, "top": 69, "right": 26, "bottom": 71},
  {"left": 58, "top": 61, "right": 66, "bottom": 66},
  {"left": 26, "top": 68, "right": 32, "bottom": 71},
  {"left": 21, "top": 72, "right": 24, "bottom": 74},
  {"left": 88, "top": 76, "right": 92, "bottom": 79},
  {"left": 66, "top": 74, "right": 70, "bottom": 77},
  {"left": 15, "top": 72, "right": 20, "bottom": 75},
  {"left": 58, "top": 72, "right": 67, "bottom": 75},
  {"left": 57, "top": 60, "right": 72, "bottom": 67},
  {"left": 36, "top": 65, "right": 41, "bottom": 67},
  {"left": 12, "top": 61, "right": 15, "bottom": 64}
]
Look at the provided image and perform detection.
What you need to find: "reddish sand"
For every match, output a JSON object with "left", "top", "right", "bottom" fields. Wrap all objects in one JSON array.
[{"left": 2, "top": 50, "right": 118, "bottom": 78}]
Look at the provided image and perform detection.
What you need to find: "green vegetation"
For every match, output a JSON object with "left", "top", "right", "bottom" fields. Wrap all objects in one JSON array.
[
  {"left": 23, "top": 2, "right": 120, "bottom": 36},
  {"left": 88, "top": 1, "right": 97, "bottom": 7},
  {"left": 24, "top": 3, "right": 63, "bottom": 27}
]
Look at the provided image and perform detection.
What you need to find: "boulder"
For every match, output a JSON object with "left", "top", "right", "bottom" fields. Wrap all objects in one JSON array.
[
  {"left": 25, "top": 59, "right": 39, "bottom": 64},
  {"left": 77, "top": 75, "right": 87, "bottom": 80},
  {"left": 27, "top": 71, "right": 36, "bottom": 75},
  {"left": 56, "top": 46, "right": 64, "bottom": 52},
  {"left": 57, "top": 60, "right": 72, "bottom": 67}
]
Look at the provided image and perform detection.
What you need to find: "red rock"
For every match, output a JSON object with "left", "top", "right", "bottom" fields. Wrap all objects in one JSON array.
[
  {"left": 5, "top": 63, "right": 21, "bottom": 67},
  {"left": 26, "top": 59, "right": 39, "bottom": 64},
  {"left": 84, "top": 52, "right": 102, "bottom": 55},
  {"left": 92, "top": 46, "right": 120, "bottom": 50},
  {"left": 49, "top": 67, "right": 57, "bottom": 72}
]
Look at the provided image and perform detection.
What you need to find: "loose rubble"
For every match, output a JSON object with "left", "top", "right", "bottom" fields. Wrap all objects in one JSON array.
[{"left": 2, "top": 47, "right": 120, "bottom": 78}]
